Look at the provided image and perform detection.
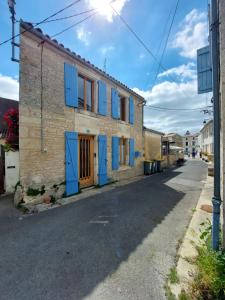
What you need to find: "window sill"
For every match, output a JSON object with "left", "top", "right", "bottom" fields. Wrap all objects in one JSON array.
[
  {"left": 118, "top": 165, "right": 132, "bottom": 171},
  {"left": 76, "top": 108, "right": 97, "bottom": 118}
]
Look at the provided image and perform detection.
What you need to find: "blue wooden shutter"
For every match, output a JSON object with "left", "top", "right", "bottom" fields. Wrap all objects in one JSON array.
[
  {"left": 65, "top": 131, "right": 78, "bottom": 196},
  {"left": 112, "top": 136, "right": 119, "bottom": 170},
  {"left": 98, "top": 80, "right": 107, "bottom": 115},
  {"left": 129, "top": 138, "right": 135, "bottom": 167},
  {"left": 197, "top": 46, "right": 212, "bottom": 94},
  {"left": 129, "top": 96, "right": 134, "bottom": 124},
  {"left": 111, "top": 88, "right": 119, "bottom": 119},
  {"left": 98, "top": 135, "right": 108, "bottom": 186},
  {"left": 64, "top": 63, "right": 78, "bottom": 107}
]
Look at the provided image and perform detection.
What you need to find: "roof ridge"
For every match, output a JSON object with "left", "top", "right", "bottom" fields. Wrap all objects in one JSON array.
[{"left": 20, "top": 20, "right": 145, "bottom": 101}]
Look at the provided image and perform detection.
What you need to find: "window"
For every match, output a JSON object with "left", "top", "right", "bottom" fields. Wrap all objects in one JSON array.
[
  {"left": 78, "top": 75, "right": 94, "bottom": 112},
  {"left": 120, "top": 96, "right": 126, "bottom": 121},
  {"left": 192, "top": 141, "right": 195, "bottom": 146},
  {"left": 186, "top": 138, "right": 188, "bottom": 140},
  {"left": 120, "top": 137, "right": 128, "bottom": 165},
  {"left": 186, "top": 141, "right": 188, "bottom": 146}
]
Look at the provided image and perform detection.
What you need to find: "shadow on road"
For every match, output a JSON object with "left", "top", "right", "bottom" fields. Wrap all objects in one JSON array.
[{"left": 0, "top": 162, "right": 206, "bottom": 299}]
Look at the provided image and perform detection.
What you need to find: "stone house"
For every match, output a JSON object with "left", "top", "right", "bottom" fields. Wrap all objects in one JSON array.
[
  {"left": 182, "top": 131, "right": 199, "bottom": 155},
  {"left": 18, "top": 21, "right": 145, "bottom": 203}
]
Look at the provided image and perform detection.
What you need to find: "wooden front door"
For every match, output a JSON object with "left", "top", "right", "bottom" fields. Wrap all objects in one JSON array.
[{"left": 79, "top": 135, "right": 94, "bottom": 188}]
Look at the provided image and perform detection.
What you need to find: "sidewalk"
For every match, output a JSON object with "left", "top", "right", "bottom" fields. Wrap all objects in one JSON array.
[{"left": 169, "top": 175, "right": 214, "bottom": 297}]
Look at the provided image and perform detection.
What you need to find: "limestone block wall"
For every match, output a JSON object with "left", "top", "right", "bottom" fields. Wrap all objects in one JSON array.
[
  {"left": 144, "top": 131, "right": 162, "bottom": 161},
  {"left": 19, "top": 28, "right": 144, "bottom": 203}
]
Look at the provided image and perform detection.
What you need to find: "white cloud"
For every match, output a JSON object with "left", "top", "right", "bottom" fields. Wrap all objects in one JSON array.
[
  {"left": 172, "top": 9, "right": 208, "bottom": 59},
  {"left": 86, "top": 0, "right": 129, "bottom": 22},
  {"left": 0, "top": 74, "right": 19, "bottom": 100},
  {"left": 133, "top": 64, "right": 210, "bottom": 134},
  {"left": 158, "top": 62, "right": 196, "bottom": 81},
  {"left": 99, "top": 45, "right": 115, "bottom": 55},
  {"left": 76, "top": 27, "right": 92, "bottom": 45}
]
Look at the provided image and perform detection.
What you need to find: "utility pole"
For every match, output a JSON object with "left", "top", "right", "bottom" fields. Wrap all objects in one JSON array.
[
  {"left": 8, "top": 0, "right": 19, "bottom": 62},
  {"left": 210, "top": 0, "right": 221, "bottom": 250}
]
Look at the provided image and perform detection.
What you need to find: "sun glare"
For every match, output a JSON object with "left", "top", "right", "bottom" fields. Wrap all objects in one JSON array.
[{"left": 89, "top": 0, "right": 114, "bottom": 21}]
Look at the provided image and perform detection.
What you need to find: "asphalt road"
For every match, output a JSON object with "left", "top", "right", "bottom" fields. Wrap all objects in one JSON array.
[{"left": 0, "top": 159, "right": 207, "bottom": 300}]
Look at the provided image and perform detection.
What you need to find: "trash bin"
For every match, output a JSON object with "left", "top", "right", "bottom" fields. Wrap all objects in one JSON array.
[
  {"left": 144, "top": 161, "right": 153, "bottom": 175},
  {"left": 156, "top": 160, "right": 161, "bottom": 172}
]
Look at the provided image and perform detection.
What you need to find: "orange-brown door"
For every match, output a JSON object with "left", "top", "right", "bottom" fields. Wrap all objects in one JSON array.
[{"left": 79, "top": 135, "right": 94, "bottom": 188}]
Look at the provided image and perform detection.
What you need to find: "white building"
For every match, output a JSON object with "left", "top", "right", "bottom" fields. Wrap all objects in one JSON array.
[
  {"left": 199, "top": 120, "right": 214, "bottom": 155},
  {"left": 182, "top": 131, "right": 199, "bottom": 155}
]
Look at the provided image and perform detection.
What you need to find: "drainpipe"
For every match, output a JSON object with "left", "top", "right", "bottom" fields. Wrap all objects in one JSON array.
[{"left": 210, "top": 0, "right": 221, "bottom": 250}]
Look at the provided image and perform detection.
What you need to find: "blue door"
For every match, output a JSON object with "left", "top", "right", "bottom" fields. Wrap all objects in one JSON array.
[
  {"left": 65, "top": 131, "right": 78, "bottom": 196},
  {"left": 98, "top": 135, "right": 107, "bottom": 186}
]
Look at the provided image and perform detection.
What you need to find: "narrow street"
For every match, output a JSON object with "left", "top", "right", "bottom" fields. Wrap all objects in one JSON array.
[{"left": 0, "top": 160, "right": 207, "bottom": 300}]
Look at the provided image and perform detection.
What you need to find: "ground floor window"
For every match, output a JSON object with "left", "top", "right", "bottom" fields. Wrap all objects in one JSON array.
[{"left": 120, "top": 137, "right": 128, "bottom": 165}]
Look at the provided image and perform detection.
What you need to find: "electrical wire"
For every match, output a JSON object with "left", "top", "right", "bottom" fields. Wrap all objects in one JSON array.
[
  {"left": 109, "top": 4, "right": 178, "bottom": 84},
  {"left": 51, "top": 12, "right": 97, "bottom": 39},
  {"left": 32, "top": 8, "right": 96, "bottom": 25},
  {"left": 151, "top": 0, "right": 180, "bottom": 88},
  {"left": 0, "top": 0, "right": 82, "bottom": 46},
  {"left": 145, "top": 105, "right": 212, "bottom": 111}
]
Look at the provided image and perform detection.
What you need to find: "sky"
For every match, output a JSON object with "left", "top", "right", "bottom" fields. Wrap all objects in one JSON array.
[{"left": 0, "top": 0, "right": 211, "bottom": 134}]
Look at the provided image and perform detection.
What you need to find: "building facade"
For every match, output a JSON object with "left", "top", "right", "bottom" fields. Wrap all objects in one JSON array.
[
  {"left": 143, "top": 127, "right": 163, "bottom": 161},
  {"left": 182, "top": 131, "right": 199, "bottom": 155},
  {"left": 199, "top": 120, "right": 214, "bottom": 156},
  {"left": 19, "top": 22, "right": 145, "bottom": 203}
]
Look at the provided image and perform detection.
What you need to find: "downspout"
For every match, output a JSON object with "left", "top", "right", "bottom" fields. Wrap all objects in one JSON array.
[{"left": 210, "top": 0, "right": 221, "bottom": 250}]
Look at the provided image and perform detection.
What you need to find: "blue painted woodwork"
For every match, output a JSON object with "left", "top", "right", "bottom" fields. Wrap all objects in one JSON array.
[
  {"left": 65, "top": 131, "right": 78, "bottom": 196},
  {"left": 98, "top": 80, "right": 107, "bottom": 115},
  {"left": 129, "top": 138, "right": 135, "bottom": 167},
  {"left": 111, "top": 88, "right": 119, "bottom": 119},
  {"left": 98, "top": 135, "right": 108, "bottom": 185},
  {"left": 197, "top": 45, "right": 212, "bottom": 94},
  {"left": 112, "top": 136, "right": 119, "bottom": 170},
  {"left": 129, "top": 96, "right": 134, "bottom": 124},
  {"left": 64, "top": 63, "right": 78, "bottom": 107}
]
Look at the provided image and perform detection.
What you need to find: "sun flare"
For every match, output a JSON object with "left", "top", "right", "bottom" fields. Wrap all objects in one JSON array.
[{"left": 87, "top": 0, "right": 128, "bottom": 22}]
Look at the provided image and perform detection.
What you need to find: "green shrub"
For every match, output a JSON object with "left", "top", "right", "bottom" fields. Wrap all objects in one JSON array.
[{"left": 168, "top": 267, "right": 179, "bottom": 284}]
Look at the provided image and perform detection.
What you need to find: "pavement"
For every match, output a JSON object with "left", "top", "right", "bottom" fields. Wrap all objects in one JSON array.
[
  {"left": 0, "top": 159, "right": 207, "bottom": 300},
  {"left": 170, "top": 174, "right": 214, "bottom": 298}
]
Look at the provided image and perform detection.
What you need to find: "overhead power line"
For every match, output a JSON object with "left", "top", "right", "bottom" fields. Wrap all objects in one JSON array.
[
  {"left": 145, "top": 105, "right": 213, "bottom": 111},
  {"left": 109, "top": 4, "right": 178, "bottom": 84},
  {"left": 51, "top": 12, "right": 97, "bottom": 39},
  {"left": 0, "top": 0, "right": 82, "bottom": 46},
  {"left": 151, "top": 0, "right": 180, "bottom": 88},
  {"left": 32, "top": 8, "right": 96, "bottom": 25}
]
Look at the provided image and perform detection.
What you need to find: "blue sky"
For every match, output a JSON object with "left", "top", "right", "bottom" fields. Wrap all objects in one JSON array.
[{"left": 0, "top": 0, "right": 211, "bottom": 133}]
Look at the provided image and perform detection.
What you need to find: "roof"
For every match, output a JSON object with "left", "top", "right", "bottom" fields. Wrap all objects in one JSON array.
[
  {"left": 20, "top": 21, "right": 145, "bottom": 102},
  {"left": 200, "top": 119, "right": 213, "bottom": 132},
  {"left": 143, "top": 126, "right": 164, "bottom": 136},
  {"left": 0, "top": 97, "right": 18, "bottom": 139}
]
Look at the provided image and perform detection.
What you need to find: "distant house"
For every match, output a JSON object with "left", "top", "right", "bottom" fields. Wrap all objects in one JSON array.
[
  {"left": 182, "top": 131, "right": 199, "bottom": 155},
  {"left": 163, "top": 133, "right": 183, "bottom": 148},
  {"left": 162, "top": 133, "right": 184, "bottom": 167}
]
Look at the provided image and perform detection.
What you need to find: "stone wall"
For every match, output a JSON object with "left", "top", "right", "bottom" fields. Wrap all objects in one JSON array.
[
  {"left": 19, "top": 28, "right": 144, "bottom": 203},
  {"left": 144, "top": 130, "right": 162, "bottom": 161}
]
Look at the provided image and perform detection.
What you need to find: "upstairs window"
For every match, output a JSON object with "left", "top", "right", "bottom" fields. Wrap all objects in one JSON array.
[
  {"left": 78, "top": 75, "right": 94, "bottom": 112},
  {"left": 120, "top": 96, "right": 126, "bottom": 122}
]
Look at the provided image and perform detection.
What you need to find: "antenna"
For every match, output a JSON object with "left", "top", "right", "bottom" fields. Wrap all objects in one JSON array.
[
  {"left": 103, "top": 58, "right": 107, "bottom": 73},
  {"left": 8, "top": 0, "right": 19, "bottom": 62}
]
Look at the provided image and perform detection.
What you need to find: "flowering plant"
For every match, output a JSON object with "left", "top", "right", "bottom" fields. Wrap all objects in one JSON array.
[{"left": 3, "top": 108, "right": 19, "bottom": 150}]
